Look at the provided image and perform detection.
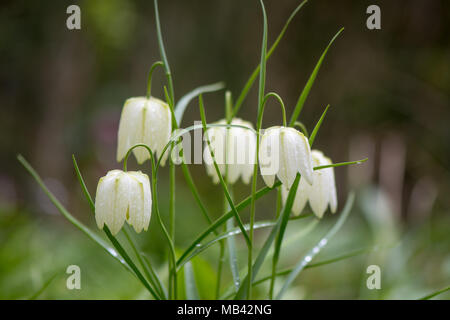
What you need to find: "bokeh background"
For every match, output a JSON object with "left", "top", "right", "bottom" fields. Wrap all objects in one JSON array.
[{"left": 1, "top": 0, "right": 449, "bottom": 299}]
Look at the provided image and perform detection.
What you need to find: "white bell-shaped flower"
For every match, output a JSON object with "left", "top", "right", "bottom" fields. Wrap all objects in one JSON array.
[
  {"left": 259, "top": 126, "right": 313, "bottom": 188},
  {"left": 117, "top": 97, "right": 172, "bottom": 165},
  {"left": 95, "top": 170, "right": 152, "bottom": 235},
  {"left": 203, "top": 118, "right": 256, "bottom": 184},
  {"left": 282, "top": 150, "right": 337, "bottom": 218}
]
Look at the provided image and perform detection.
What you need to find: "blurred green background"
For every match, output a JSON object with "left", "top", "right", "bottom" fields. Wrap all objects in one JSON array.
[{"left": 1, "top": 0, "right": 449, "bottom": 299}]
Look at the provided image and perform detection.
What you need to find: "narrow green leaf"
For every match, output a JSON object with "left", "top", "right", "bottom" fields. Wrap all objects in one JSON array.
[
  {"left": 234, "top": 173, "right": 302, "bottom": 300},
  {"left": 309, "top": 104, "right": 330, "bottom": 146},
  {"left": 177, "top": 181, "right": 282, "bottom": 267},
  {"left": 219, "top": 219, "right": 319, "bottom": 300},
  {"left": 419, "top": 285, "right": 450, "bottom": 300},
  {"left": 270, "top": 178, "right": 305, "bottom": 298},
  {"left": 142, "top": 254, "right": 168, "bottom": 299},
  {"left": 276, "top": 192, "right": 355, "bottom": 299},
  {"left": 18, "top": 155, "right": 126, "bottom": 271},
  {"left": 29, "top": 272, "right": 59, "bottom": 300},
  {"left": 254, "top": 247, "right": 373, "bottom": 289},
  {"left": 288, "top": 28, "right": 344, "bottom": 126},
  {"left": 314, "top": 158, "right": 368, "bottom": 171},
  {"left": 226, "top": 219, "right": 240, "bottom": 291},
  {"left": 178, "top": 215, "right": 311, "bottom": 271},
  {"left": 175, "top": 82, "right": 226, "bottom": 124},
  {"left": 232, "top": 0, "right": 308, "bottom": 117},
  {"left": 153, "top": 0, "right": 175, "bottom": 104},
  {"left": 257, "top": 0, "right": 268, "bottom": 115},
  {"left": 199, "top": 95, "right": 251, "bottom": 247},
  {"left": 184, "top": 261, "right": 200, "bottom": 300},
  {"left": 122, "top": 227, "right": 165, "bottom": 299}
]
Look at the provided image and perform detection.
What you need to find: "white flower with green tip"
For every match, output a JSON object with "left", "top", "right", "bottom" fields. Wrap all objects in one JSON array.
[
  {"left": 259, "top": 126, "right": 313, "bottom": 188},
  {"left": 117, "top": 97, "right": 172, "bottom": 165},
  {"left": 95, "top": 170, "right": 151, "bottom": 235}
]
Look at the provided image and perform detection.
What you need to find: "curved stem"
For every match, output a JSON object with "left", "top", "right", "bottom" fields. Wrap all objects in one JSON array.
[
  {"left": 146, "top": 61, "right": 164, "bottom": 99},
  {"left": 122, "top": 143, "right": 178, "bottom": 299},
  {"left": 293, "top": 121, "right": 309, "bottom": 138},
  {"left": 259, "top": 92, "right": 287, "bottom": 129}
]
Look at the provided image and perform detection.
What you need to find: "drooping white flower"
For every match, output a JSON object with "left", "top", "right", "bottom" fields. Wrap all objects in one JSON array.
[
  {"left": 117, "top": 97, "right": 172, "bottom": 165},
  {"left": 95, "top": 170, "right": 152, "bottom": 235},
  {"left": 259, "top": 126, "right": 313, "bottom": 188},
  {"left": 203, "top": 118, "right": 256, "bottom": 184},
  {"left": 281, "top": 150, "right": 337, "bottom": 218}
]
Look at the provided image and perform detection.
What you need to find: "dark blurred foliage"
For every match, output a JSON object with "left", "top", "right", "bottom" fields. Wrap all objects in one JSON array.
[{"left": 0, "top": 0, "right": 449, "bottom": 299}]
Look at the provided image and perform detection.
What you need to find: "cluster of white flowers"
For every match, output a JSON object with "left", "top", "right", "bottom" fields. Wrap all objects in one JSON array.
[
  {"left": 94, "top": 95, "right": 338, "bottom": 235},
  {"left": 95, "top": 96, "right": 171, "bottom": 235}
]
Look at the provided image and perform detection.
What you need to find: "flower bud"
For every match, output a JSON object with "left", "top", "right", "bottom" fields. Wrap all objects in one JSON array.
[
  {"left": 203, "top": 118, "right": 256, "bottom": 184},
  {"left": 282, "top": 150, "right": 337, "bottom": 218},
  {"left": 259, "top": 126, "right": 313, "bottom": 188},
  {"left": 95, "top": 170, "right": 151, "bottom": 235},
  {"left": 117, "top": 97, "right": 172, "bottom": 165}
]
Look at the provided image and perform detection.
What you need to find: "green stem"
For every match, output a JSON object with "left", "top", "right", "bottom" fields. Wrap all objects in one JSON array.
[
  {"left": 250, "top": 90, "right": 286, "bottom": 297},
  {"left": 293, "top": 121, "right": 309, "bottom": 138},
  {"left": 216, "top": 92, "right": 233, "bottom": 297},
  {"left": 246, "top": 0, "right": 268, "bottom": 300},
  {"left": 199, "top": 95, "right": 251, "bottom": 248},
  {"left": 169, "top": 152, "right": 176, "bottom": 297},
  {"left": 146, "top": 61, "right": 164, "bottom": 99},
  {"left": 123, "top": 144, "right": 177, "bottom": 299},
  {"left": 260, "top": 92, "right": 287, "bottom": 128},
  {"left": 123, "top": 227, "right": 165, "bottom": 299}
]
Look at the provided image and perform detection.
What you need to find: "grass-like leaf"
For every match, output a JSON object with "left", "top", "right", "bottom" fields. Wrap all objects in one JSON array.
[
  {"left": 178, "top": 215, "right": 312, "bottom": 271},
  {"left": 177, "top": 181, "right": 282, "bottom": 268},
  {"left": 226, "top": 219, "right": 240, "bottom": 292},
  {"left": 142, "top": 254, "right": 168, "bottom": 299},
  {"left": 232, "top": 0, "right": 308, "bottom": 117},
  {"left": 419, "top": 285, "right": 450, "bottom": 300},
  {"left": 18, "top": 155, "right": 128, "bottom": 271},
  {"left": 275, "top": 191, "right": 355, "bottom": 299},
  {"left": 29, "top": 272, "right": 59, "bottom": 300},
  {"left": 309, "top": 104, "right": 330, "bottom": 146},
  {"left": 184, "top": 261, "right": 200, "bottom": 300},
  {"left": 245, "top": 0, "right": 269, "bottom": 300},
  {"left": 288, "top": 28, "right": 344, "bottom": 126},
  {"left": 199, "top": 95, "right": 251, "bottom": 247},
  {"left": 122, "top": 227, "right": 166, "bottom": 299},
  {"left": 174, "top": 82, "right": 225, "bottom": 124},
  {"left": 234, "top": 173, "right": 302, "bottom": 300},
  {"left": 249, "top": 247, "right": 374, "bottom": 290},
  {"left": 154, "top": 0, "right": 175, "bottom": 104},
  {"left": 314, "top": 158, "right": 368, "bottom": 171}
]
